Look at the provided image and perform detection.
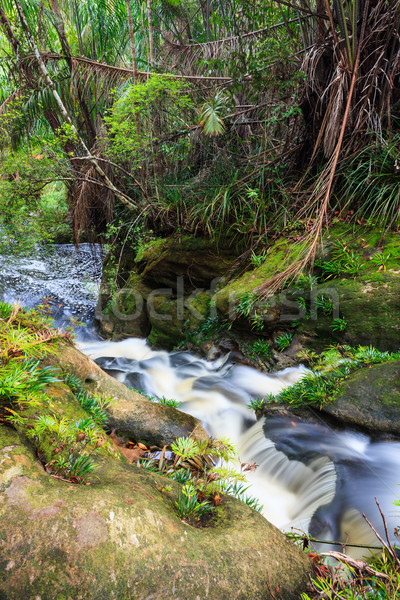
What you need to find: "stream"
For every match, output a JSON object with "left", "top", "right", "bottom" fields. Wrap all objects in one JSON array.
[{"left": 2, "top": 243, "right": 399, "bottom": 557}]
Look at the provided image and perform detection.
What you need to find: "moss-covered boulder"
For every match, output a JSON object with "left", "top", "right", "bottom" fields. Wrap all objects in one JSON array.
[
  {"left": 214, "top": 225, "right": 400, "bottom": 356},
  {"left": 95, "top": 273, "right": 152, "bottom": 340},
  {"left": 49, "top": 342, "right": 208, "bottom": 446},
  {"left": 321, "top": 360, "right": 400, "bottom": 435},
  {"left": 148, "top": 291, "right": 212, "bottom": 349},
  {"left": 95, "top": 234, "right": 234, "bottom": 342},
  {"left": 0, "top": 425, "right": 312, "bottom": 600},
  {"left": 214, "top": 239, "right": 296, "bottom": 327},
  {"left": 136, "top": 235, "right": 235, "bottom": 292},
  {"left": 297, "top": 271, "right": 400, "bottom": 352}
]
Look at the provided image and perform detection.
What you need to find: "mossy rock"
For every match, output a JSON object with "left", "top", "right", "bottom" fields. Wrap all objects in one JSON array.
[
  {"left": 298, "top": 272, "right": 400, "bottom": 352},
  {"left": 147, "top": 291, "right": 212, "bottom": 349},
  {"left": 0, "top": 426, "right": 312, "bottom": 599},
  {"left": 213, "top": 239, "right": 302, "bottom": 328},
  {"left": 321, "top": 360, "right": 400, "bottom": 434},
  {"left": 214, "top": 225, "right": 400, "bottom": 351},
  {"left": 48, "top": 342, "right": 208, "bottom": 446},
  {"left": 136, "top": 235, "right": 235, "bottom": 292},
  {"left": 95, "top": 274, "right": 152, "bottom": 340}
]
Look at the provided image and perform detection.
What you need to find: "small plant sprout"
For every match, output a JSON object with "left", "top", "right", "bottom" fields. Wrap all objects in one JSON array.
[
  {"left": 247, "top": 338, "right": 271, "bottom": 359},
  {"left": 247, "top": 397, "right": 266, "bottom": 412},
  {"left": 250, "top": 249, "right": 268, "bottom": 267},
  {"left": 275, "top": 332, "right": 294, "bottom": 352},
  {"left": 315, "top": 294, "right": 334, "bottom": 316},
  {"left": 294, "top": 274, "right": 319, "bottom": 290},
  {"left": 175, "top": 482, "right": 214, "bottom": 523},
  {"left": 235, "top": 291, "right": 258, "bottom": 318},
  {"left": 331, "top": 317, "right": 347, "bottom": 331},
  {"left": 158, "top": 395, "right": 182, "bottom": 408},
  {"left": 371, "top": 252, "right": 391, "bottom": 270}
]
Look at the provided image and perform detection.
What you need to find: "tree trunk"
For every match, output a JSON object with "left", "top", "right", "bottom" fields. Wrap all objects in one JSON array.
[
  {"left": 146, "top": 0, "right": 155, "bottom": 68},
  {"left": 126, "top": 0, "right": 138, "bottom": 77},
  {"left": 14, "top": 0, "right": 136, "bottom": 211}
]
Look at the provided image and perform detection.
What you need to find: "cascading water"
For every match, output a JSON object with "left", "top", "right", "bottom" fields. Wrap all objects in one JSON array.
[
  {"left": 2, "top": 245, "right": 399, "bottom": 556},
  {"left": 81, "top": 338, "right": 337, "bottom": 532},
  {"left": 81, "top": 337, "right": 400, "bottom": 556}
]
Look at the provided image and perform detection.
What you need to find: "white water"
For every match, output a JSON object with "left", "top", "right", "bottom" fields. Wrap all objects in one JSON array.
[
  {"left": 3, "top": 245, "right": 399, "bottom": 556},
  {"left": 81, "top": 337, "right": 400, "bottom": 556},
  {"left": 0, "top": 243, "right": 103, "bottom": 336},
  {"left": 82, "top": 337, "right": 334, "bottom": 530}
]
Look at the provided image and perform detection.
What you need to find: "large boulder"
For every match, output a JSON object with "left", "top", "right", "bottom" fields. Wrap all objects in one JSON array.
[
  {"left": 95, "top": 235, "right": 235, "bottom": 342},
  {"left": 0, "top": 425, "right": 312, "bottom": 600},
  {"left": 49, "top": 342, "right": 208, "bottom": 446},
  {"left": 321, "top": 360, "right": 400, "bottom": 435},
  {"left": 297, "top": 272, "right": 400, "bottom": 353},
  {"left": 136, "top": 235, "right": 235, "bottom": 292}
]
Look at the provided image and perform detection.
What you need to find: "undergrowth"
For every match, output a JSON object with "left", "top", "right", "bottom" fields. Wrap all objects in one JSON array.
[
  {"left": 271, "top": 345, "right": 400, "bottom": 408},
  {"left": 137, "top": 436, "right": 263, "bottom": 525},
  {"left": 0, "top": 301, "right": 113, "bottom": 483}
]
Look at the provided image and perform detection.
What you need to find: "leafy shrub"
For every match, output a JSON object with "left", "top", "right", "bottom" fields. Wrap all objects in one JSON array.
[
  {"left": 331, "top": 317, "right": 347, "bottom": 331},
  {"left": 0, "top": 303, "right": 110, "bottom": 483},
  {"left": 175, "top": 482, "right": 214, "bottom": 522},
  {"left": 247, "top": 397, "right": 266, "bottom": 411},
  {"left": 247, "top": 339, "right": 272, "bottom": 359}
]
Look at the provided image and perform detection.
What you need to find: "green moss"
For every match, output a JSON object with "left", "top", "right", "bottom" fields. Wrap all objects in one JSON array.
[
  {"left": 135, "top": 237, "right": 166, "bottom": 262},
  {"left": 322, "top": 360, "right": 400, "bottom": 434},
  {"left": 298, "top": 273, "right": 400, "bottom": 352},
  {"left": 214, "top": 238, "right": 303, "bottom": 317},
  {"left": 0, "top": 426, "right": 312, "bottom": 600}
]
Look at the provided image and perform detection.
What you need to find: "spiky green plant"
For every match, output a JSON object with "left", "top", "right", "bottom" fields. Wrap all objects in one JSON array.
[
  {"left": 175, "top": 482, "right": 214, "bottom": 522},
  {"left": 68, "top": 453, "right": 99, "bottom": 481},
  {"left": 158, "top": 395, "right": 182, "bottom": 408},
  {"left": 275, "top": 332, "right": 294, "bottom": 352},
  {"left": 331, "top": 317, "right": 347, "bottom": 331},
  {"left": 199, "top": 91, "right": 228, "bottom": 136},
  {"left": 247, "top": 397, "right": 266, "bottom": 411},
  {"left": 247, "top": 339, "right": 272, "bottom": 359}
]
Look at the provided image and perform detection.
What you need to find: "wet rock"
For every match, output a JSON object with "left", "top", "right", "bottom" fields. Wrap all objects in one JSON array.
[
  {"left": 136, "top": 235, "right": 235, "bottom": 292},
  {"left": 321, "top": 360, "right": 400, "bottom": 435},
  {"left": 0, "top": 426, "right": 312, "bottom": 600},
  {"left": 48, "top": 342, "right": 208, "bottom": 447}
]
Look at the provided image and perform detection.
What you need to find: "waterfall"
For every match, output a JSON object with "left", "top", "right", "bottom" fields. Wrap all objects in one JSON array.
[{"left": 2, "top": 244, "right": 399, "bottom": 555}]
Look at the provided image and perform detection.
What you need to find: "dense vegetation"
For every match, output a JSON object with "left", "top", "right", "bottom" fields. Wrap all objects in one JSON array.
[
  {"left": 1, "top": 0, "right": 400, "bottom": 279},
  {"left": 1, "top": 1, "right": 400, "bottom": 597}
]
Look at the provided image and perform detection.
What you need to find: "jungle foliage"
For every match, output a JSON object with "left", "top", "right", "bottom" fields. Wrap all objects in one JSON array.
[{"left": 1, "top": 0, "right": 399, "bottom": 281}]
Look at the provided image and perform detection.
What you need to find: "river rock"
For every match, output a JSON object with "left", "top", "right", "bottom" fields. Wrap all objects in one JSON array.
[
  {"left": 321, "top": 360, "right": 400, "bottom": 435},
  {"left": 49, "top": 342, "right": 208, "bottom": 446},
  {"left": 0, "top": 425, "right": 312, "bottom": 600},
  {"left": 136, "top": 235, "right": 235, "bottom": 292},
  {"left": 297, "top": 272, "right": 400, "bottom": 353}
]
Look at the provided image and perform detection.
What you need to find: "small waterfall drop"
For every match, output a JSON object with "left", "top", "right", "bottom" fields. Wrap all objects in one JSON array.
[
  {"left": 2, "top": 244, "right": 399, "bottom": 553},
  {"left": 82, "top": 338, "right": 338, "bottom": 532}
]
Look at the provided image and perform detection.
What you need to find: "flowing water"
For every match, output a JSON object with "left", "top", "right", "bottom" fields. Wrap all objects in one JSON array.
[
  {"left": 0, "top": 243, "right": 103, "bottom": 337},
  {"left": 2, "top": 244, "right": 400, "bottom": 556}
]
